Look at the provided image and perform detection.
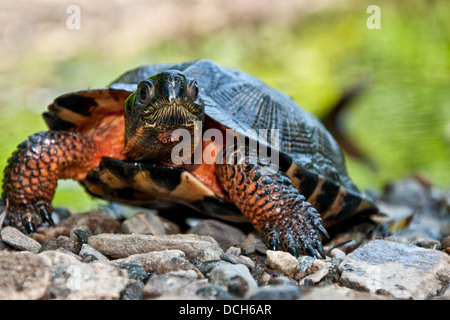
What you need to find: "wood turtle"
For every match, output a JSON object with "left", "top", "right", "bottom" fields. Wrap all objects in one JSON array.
[{"left": 1, "top": 59, "right": 378, "bottom": 257}]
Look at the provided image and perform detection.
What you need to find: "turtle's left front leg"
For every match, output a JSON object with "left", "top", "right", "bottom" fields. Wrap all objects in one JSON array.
[{"left": 215, "top": 159, "right": 328, "bottom": 258}]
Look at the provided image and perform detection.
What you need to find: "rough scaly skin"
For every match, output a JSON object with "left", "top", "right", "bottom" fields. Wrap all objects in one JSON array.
[
  {"left": 2, "top": 131, "right": 96, "bottom": 231},
  {"left": 215, "top": 153, "right": 327, "bottom": 258}
]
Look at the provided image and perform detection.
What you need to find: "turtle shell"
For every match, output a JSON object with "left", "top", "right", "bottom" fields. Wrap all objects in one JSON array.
[{"left": 44, "top": 59, "right": 377, "bottom": 227}]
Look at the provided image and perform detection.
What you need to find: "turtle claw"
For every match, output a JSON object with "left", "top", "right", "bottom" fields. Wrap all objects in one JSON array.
[
  {"left": 288, "top": 246, "right": 299, "bottom": 258},
  {"left": 25, "top": 221, "right": 36, "bottom": 233},
  {"left": 305, "top": 244, "right": 317, "bottom": 258},
  {"left": 318, "top": 225, "right": 329, "bottom": 238},
  {"left": 315, "top": 239, "right": 325, "bottom": 258},
  {"left": 36, "top": 201, "right": 54, "bottom": 226},
  {"left": 268, "top": 236, "right": 279, "bottom": 251}
]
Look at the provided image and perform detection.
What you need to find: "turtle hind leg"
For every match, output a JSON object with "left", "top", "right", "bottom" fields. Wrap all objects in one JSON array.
[
  {"left": 215, "top": 160, "right": 328, "bottom": 258},
  {"left": 2, "top": 131, "right": 96, "bottom": 232}
]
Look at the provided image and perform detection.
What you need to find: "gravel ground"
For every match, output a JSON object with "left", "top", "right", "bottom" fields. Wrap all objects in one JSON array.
[{"left": 0, "top": 176, "right": 449, "bottom": 300}]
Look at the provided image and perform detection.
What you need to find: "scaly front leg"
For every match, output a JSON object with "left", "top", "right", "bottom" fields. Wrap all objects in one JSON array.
[
  {"left": 2, "top": 131, "right": 96, "bottom": 232},
  {"left": 215, "top": 157, "right": 328, "bottom": 258}
]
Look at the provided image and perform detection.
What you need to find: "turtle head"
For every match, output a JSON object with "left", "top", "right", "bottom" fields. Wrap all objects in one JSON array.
[{"left": 123, "top": 70, "right": 205, "bottom": 164}]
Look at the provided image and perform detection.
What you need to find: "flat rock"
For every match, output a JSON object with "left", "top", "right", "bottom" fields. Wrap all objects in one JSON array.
[
  {"left": 1, "top": 226, "right": 42, "bottom": 253},
  {"left": 89, "top": 233, "right": 223, "bottom": 263},
  {"left": 0, "top": 251, "right": 51, "bottom": 299},
  {"left": 339, "top": 239, "right": 450, "bottom": 299}
]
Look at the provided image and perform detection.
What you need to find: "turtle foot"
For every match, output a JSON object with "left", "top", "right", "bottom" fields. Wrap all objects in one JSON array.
[
  {"left": 1, "top": 200, "right": 54, "bottom": 233},
  {"left": 263, "top": 203, "right": 328, "bottom": 258}
]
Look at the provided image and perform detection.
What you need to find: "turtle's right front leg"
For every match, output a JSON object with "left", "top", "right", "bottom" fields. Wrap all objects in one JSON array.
[{"left": 2, "top": 131, "right": 97, "bottom": 232}]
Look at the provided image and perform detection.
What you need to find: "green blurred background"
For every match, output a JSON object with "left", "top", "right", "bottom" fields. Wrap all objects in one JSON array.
[{"left": 0, "top": 0, "right": 449, "bottom": 212}]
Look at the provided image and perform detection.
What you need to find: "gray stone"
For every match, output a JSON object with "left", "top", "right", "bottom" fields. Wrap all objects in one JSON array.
[
  {"left": 339, "top": 239, "right": 450, "bottom": 299},
  {"left": 1, "top": 226, "right": 42, "bottom": 253},
  {"left": 39, "top": 235, "right": 81, "bottom": 254},
  {"left": 195, "top": 260, "right": 231, "bottom": 277},
  {"left": 187, "top": 219, "right": 246, "bottom": 251},
  {"left": 121, "top": 212, "right": 179, "bottom": 235},
  {"left": 120, "top": 281, "right": 145, "bottom": 300},
  {"left": 59, "top": 210, "right": 122, "bottom": 235},
  {"left": 111, "top": 250, "right": 186, "bottom": 274},
  {"left": 70, "top": 225, "right": 92, "bottom": 244},
  {"left": 79, "top": 243, "right": 109, "bottom": 262},
  {"left": 143, "top": 273, "right": 209, "bottom": 299},
  {"left": 239, "top": 231, "right": 267, "bottom": 255},
  {"left": 156, "top": 256, "right": 203, "bottom": 279},
  {"left": 195, "top": 284, "right": 235, "bottom": 299},
  {"left": 220, "top": 247, "right": 256, "bottom": 269},
  {"left": 209, "top": 263, "right": 258, "bottom": 298},
  {"left": 119, "top": 263, "right": 149, "bottom": 282},
  {"left": 0, "top": 251, "right": 51, "bottom": 299},
  {"left": 299, "top": 285, "right": 389, "bottom": 300},
  {"left": 248, "top": 284, "right": 303, "bottom": 300},
  {"left": 88, "top": 233, "right": 223, "bottom": 263},
  {"left": 220, "top": 252, "right": 255, "bottom": 269},
  {"left": 386, "top": 235, "right": 442, "bottom": 250},
  {"left": 298, "top": 259, "right": 333, "bottom": 285},
  {"left": 39, "top": 250, "right": 128, "bottom": 299},
  {"left": 225, "top": 246, "right": 241, "bottom": 256},
  {"left": 443, "top": 235, "right": 450, "bottom": 254},
  {"left": 330, "top": 248, "right": 346, "bottom": 259}
]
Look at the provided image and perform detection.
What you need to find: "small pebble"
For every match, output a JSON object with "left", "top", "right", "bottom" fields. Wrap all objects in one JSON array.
[
  {"left": 72, "top": 228, "right": 92, "bottom": 245},
  {"left": 330, "top": 248, "right": 346, "bottom": 259},
  {"left": 120, "top": 281, "right": 145, "bottom": 300},
  {"left": 441, "top": 235, "right": 450, "bottom": 250},
  {"left": 195, "top": 260, "right": 231, "bottom": 277},
  {"left": 119, "top": 263, "right": 149, "bottom": 282},
  {"left": 266, "top": 250, "right": 299, "bottom": 278},
  {"left": 39, "top": 236, "right": 80, "bottom": 254},
  {"left": 79, "top": 243, "right": 109, "bottom": 262},
  {"left": 156, "top": 257, "right": 203, "bottom": 279},
  {"left": 209, "top": 263, "right": 258, "bottom": 298}
]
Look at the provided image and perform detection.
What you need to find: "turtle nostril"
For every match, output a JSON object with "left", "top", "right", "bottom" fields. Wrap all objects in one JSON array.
[{"left": 167, "top": 75, "right": 180, "bottom": 87}]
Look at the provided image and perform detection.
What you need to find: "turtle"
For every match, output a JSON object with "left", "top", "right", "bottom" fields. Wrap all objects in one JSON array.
[{"left": 1, "top": 59, "right": 378, "bottom": 258}]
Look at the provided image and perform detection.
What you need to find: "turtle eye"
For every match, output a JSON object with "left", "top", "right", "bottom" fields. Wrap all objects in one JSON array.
[
  {"left": 136, "top": 80, "right": 155, "bottom": 104},
  {"left": 187, "top": 79, "right": 199, "bottom": 101}
]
